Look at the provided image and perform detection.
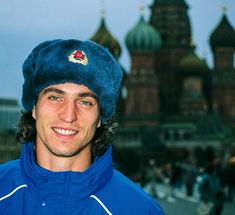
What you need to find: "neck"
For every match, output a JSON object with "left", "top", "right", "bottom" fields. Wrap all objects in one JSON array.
[{"left": 35, "top": 144, "right": 92, "bottom": 172}]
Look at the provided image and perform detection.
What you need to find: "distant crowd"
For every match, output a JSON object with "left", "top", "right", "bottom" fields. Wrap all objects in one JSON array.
[{"left": 139, "top": 156, "right": 235, "bottom": 215}]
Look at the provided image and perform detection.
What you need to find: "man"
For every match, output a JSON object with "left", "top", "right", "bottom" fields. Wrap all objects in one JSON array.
[{"left": 0, "top": 39, "right": 165, "bottom": 214}]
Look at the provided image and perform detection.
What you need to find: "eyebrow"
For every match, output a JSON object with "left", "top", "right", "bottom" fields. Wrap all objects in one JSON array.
[
  {"left": 43, "top": 88, "right": 64, "bottom": 95},
  {"left": 42, "top": 87, "right": 98, "bottom": 100}
]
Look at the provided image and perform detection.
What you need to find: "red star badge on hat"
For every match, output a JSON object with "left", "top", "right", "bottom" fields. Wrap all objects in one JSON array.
[{"left": 68, "top": 50, "right": 88, "bottom": 65}]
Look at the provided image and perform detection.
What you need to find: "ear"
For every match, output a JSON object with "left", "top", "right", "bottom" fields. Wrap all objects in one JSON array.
[
  {"left": 97, "top": 119, "right": 101, "bottom": 128},
  {"left": 32, "top": 106, "right": 36, "bottom": 120}
]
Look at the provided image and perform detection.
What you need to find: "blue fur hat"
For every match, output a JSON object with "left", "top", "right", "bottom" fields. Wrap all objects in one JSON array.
[{"left": 22, "top": 39, "right": 123, "bottom": 123}]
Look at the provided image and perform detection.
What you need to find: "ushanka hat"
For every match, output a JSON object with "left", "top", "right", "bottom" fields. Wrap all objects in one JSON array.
[{"left": 22, "top": 39, "right": 123, "bottom": 123}]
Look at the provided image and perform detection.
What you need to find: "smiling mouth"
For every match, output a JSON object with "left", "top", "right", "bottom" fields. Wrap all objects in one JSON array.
[{"left": 53, "top": 128, "right": 78, "bottom": 136}]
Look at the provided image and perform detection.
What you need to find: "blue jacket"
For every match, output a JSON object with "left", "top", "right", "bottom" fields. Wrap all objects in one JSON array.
[{"left": 0, "top": 142, "right": 164, "bottom": 214}]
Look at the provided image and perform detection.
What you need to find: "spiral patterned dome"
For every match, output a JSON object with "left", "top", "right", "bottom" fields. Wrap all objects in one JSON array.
[
  {"left": 90, "top": 17, "right": 121, "bottom": 59},
  {"left": 125, "top": 16, "right": 162, "bottom": 52}
]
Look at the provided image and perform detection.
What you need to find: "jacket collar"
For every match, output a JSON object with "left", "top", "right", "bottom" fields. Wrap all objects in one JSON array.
[{"left": 20, "top": 142, "right": 113, "bottom": 201}]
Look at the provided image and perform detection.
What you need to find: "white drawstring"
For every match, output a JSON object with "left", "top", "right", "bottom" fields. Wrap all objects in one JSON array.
[
  {"left": 0, "top": 184, "right": 27, "bottom": 201},
  {"left": 90, "top": 195, "right": 112, "bottom": 215}
]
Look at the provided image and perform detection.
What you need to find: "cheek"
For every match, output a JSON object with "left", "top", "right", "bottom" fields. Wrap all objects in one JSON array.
[
  {"left": 84, "top": 117, "right": 100, "bottom": 136},
  {"left": 33, "top": 106, "right": 55, "bottom": 128}
]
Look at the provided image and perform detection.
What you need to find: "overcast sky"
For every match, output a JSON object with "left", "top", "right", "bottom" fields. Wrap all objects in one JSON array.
[{"left": 0, "top": 0, "right": 235, "bottom": 103}]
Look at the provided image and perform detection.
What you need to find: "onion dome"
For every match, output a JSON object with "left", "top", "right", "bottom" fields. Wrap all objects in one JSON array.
[
  {"left": 210, "top": 13, "right": 235, "bottom": 49},
  {"left": 90, "top": 15, "right": 121, "bottom": 59},
  {"left": 125, "top": 15, "right": 162, "bottom": 52},
  {"left": 178, "top": 48, "right": 209, "bottom": 75}
]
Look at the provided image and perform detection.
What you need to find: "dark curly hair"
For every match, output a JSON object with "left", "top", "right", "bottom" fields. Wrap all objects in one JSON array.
[{"left": 16, "top": 111, "right": 118, "bottom": 157}]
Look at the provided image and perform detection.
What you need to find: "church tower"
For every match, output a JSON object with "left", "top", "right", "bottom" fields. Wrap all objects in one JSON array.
[
  {"left": 210, "top": 6, "right": 235, "bottom": 70},
  {"left": 124, "top": 6, "right": 162, "bottom": 127},
  {"left": 209, "top": 6, "right": 235, "bottom": 127},
  {"left": 178, "top": 45, "right": 209, "bottom": 115},
  {"left": 149, "top": 0, "right": 192, "bottom": 114},
  {"left": 90, "top": 7, "right": 126, "bottom": 122}
]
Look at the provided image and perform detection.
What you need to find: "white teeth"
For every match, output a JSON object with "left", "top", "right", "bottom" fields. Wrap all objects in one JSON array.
[{"left": 53, "top": 128, "right": 76, "bottom": 136}]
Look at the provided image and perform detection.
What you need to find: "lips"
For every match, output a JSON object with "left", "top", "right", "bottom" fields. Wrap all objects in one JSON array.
[{"left": 53, "top": 127, "right": 78, "bottom": 136}]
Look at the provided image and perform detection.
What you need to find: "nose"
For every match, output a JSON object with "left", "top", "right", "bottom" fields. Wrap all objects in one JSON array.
[{"left": 58, "top": 100, "right": 77, "bottom": 123}]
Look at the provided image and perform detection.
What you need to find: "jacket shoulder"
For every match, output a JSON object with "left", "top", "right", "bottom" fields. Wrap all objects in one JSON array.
[
  {"left": 0, "top": 159, "right": 21, "bottom": 176},
  {"left": 0, "top": 160, "right": 25, "bottom": 194},
  {"left": 96, "top": 169, "right": 165, "bottom": 214}
]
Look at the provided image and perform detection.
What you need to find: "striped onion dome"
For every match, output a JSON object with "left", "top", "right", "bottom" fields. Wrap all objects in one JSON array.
[
  {"left": 90, "top": 16, "right": 121, "bottom": 59},
  {"left": 125, "top": 15, "right": 162, "bottom": 52}
]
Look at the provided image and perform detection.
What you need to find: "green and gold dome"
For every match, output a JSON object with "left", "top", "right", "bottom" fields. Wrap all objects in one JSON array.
[
  {"left": 178, "top": 47, "right": 209, "bottom": 75},
  {"left": 90, "top": 10, "right": 121, "bottom": 59}
]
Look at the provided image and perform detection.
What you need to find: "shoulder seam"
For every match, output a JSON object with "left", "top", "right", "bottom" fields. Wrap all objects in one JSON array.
[
  {"left": 0, "top": 184, "right": 27, "bottom": 201},
  {"left": 90, "top": 194, "right": 112, "bottom": 215}
]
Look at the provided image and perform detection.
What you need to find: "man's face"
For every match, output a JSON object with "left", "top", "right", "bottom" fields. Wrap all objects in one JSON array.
[{"left": 32, "top": 83, "right": 101, "bottom": 158}]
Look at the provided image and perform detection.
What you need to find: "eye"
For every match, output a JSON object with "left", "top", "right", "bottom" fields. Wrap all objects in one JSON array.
[
  {"left": 48, "top": 95, "right": 62, "bottom": 101},
  {"left": 79, "top": 100, "right": 93, "bottom": 106}
]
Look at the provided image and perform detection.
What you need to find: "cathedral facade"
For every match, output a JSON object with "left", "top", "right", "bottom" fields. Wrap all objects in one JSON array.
[{"left": 91, "top": 0, "right": 235, "bottom": 176}]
